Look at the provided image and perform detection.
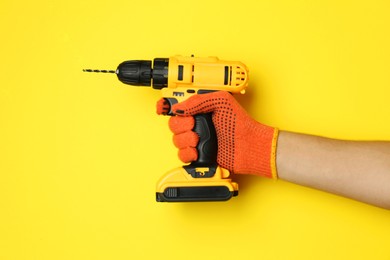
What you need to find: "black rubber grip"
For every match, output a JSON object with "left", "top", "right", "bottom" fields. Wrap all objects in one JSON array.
[{"left": 191, "top": 113, "right": 218, "bottom": 166}]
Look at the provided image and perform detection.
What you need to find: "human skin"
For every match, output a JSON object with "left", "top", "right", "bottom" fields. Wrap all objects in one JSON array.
[{"left": 277, "top": 131, "right": 390, "bottom": 209}]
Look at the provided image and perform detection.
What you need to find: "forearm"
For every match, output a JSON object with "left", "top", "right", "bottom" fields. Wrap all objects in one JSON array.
[{"left": 276, "top": 131, "right": 390, "bottom": 209}]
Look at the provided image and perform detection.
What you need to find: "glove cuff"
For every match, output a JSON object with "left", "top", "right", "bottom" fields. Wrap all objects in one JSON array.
[
  {"left": 255, "top": 125, "right": 279, "bottom": 179},
  {"left": 234, "top": 123, "right": 279, "bottom": 179},
  {"left": 270, "top": 128, "right": 279, "bottom": 179}
]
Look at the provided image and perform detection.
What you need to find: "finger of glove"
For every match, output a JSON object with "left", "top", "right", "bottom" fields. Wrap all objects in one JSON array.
[
  {"left": 156, "top": 98, "right": 170, "bottom": 115},
  {"left": 168, "top": 116, "right": 194, "bottom": 134},
  {"left": 172, "top": 91, "right": 233, "bottom": 116},
  {"left": 178, "top": 147, "right": 198, "bottom": 163},
  {"left": 173, "top": 131, "right": 199, "bottom": 149}
]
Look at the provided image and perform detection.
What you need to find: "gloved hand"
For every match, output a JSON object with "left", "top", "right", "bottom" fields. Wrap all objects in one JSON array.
[{"left": 156, "top": 91, "right": 279, "bottom": 179}]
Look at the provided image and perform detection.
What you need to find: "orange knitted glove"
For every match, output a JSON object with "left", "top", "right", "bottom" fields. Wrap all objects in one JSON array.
[{"left": 157, "top": 91, "right": 279, "bottom": 179}]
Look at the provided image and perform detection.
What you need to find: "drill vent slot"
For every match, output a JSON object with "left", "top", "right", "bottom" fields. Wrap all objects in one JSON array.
[
  {"left": 234, "top": 66, "right": 246, "bottom": 86},
  {"left": 178, "top": 65, "right": 184, "bottom": 81}
]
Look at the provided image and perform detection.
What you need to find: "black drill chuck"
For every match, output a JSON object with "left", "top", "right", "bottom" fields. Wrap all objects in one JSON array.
[{"left": 116, "top": 58, "right": 169, "bottom": 89}]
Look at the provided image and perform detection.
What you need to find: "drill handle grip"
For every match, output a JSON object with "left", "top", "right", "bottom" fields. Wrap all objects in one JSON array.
[
  {"left": 192, "top": 113, "right": 218, "bottom": 166},
  {"left": 164, "top": 97, "right": 218, "bottom": 174}
]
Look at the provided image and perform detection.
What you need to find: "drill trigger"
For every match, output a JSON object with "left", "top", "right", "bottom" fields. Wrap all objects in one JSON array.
[{"left": 163, "top": 98, "right": 178, "bottom": 115}]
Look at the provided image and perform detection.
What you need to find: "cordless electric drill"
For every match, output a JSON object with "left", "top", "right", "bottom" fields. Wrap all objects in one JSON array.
[{"left": 84, "top": 55, "right": 249, "bottom": 202}]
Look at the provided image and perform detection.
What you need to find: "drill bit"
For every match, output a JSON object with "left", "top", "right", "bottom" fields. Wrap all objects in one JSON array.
[{"left": 83, "top": 69, "right": 116, "bottom": 73}]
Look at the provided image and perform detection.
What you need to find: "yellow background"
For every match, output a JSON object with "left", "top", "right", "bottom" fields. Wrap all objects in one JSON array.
[{"left": 1, "top": 0, "right": 390, "bottom": 259}]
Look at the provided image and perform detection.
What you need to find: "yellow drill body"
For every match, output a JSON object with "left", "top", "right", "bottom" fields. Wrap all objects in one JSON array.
[{"left": 162, "top": 55, "right": 248, "bottom": 103}]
